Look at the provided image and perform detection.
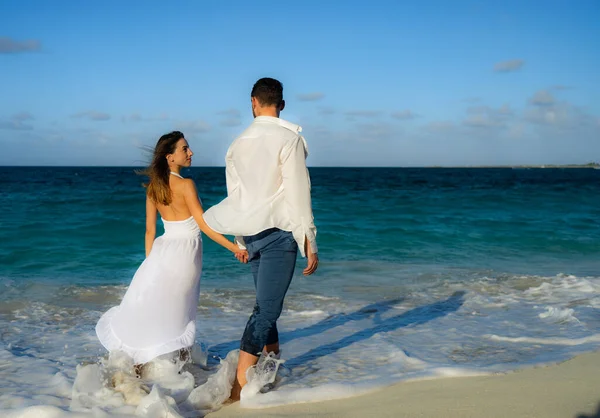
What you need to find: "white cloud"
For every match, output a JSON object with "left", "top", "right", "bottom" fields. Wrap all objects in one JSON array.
[
  {"left": 522, "top": 89, "right": 599, "bottom": 143},
  {"left": 0, "top": 37, "right": 41, "bottom": 54},
  {"left": 0, "top": 120, "right": 33, "bottom": 130},
  {"left": 551, "top": 85, "right": 573, "bottom": 91},
  {"left": 297, "top": 92, "right": 325, "bottom": 101},
  {"left": 312, "top": 125, "right": 332, "bottom": 136},
  {"left": 450, "top": 91, "right": 598, "bottom": 154},
  {"left": 424, "top": 121, "right": 456, "bottom": 133},
  {"left": 356, "top": 122, "right": 396, "bottom": 141},
  {"left": 217, "top": 109, "right": 241, "bottom": 117},
  {"left": 176, "top": 120, "right": 211, "bottom": 134},
  {"left": 345, "top": 110, "right": 383, "bottom": 119},
  {"left": 123, "top": 113, "right": 169, "bottom": 122},
  {"left": 220, "top": 118, "right": 242, "bottom": 127},
  {"left": 506, "top": 123, "right": 527, "bottom": 140},
  {"left": 464, "top": 114, "right": 498, "bottom": 128},
  {"left": 216, "top": 109, "right": 242, "bottom": 127},
  {"left": 71, "top": 111, "right": 111, "bottom": 121},
  {"left": 13, "top": 112, "right": 35, "bottom": 121},
  {"left": 524, "top": 101, "right": 591, "bottom": 128},
  {"left": 391, "top": 110, "right": 417, "bottom": 120},
  {"left": 463, "top": 97, "right": 482, "bottom": 103},
  {"left": 494, "top": 59, "right": 525, "bottom": 73},
  {"left": 463, "top": 104, "right": 513, "bottom": 128},
  {"left": 529, "top": 90, "right": 555, "bottom": 106},
  {"left": 0, "top": 112, "right": 35, "bottom": 130}
]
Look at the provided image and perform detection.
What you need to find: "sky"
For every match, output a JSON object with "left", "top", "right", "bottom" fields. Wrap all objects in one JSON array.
[{"left": 0, "top": 0, "right": 599, "bottom": 167}]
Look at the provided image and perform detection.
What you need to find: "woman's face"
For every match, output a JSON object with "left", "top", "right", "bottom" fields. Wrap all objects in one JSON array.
[{"left": 168, "top": 138, "right": 194, "bottom": 167}]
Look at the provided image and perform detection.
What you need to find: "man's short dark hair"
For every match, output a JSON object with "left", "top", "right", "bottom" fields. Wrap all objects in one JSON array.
[{"left": 251, "top": 77, "right": 284, "bottom": 107}]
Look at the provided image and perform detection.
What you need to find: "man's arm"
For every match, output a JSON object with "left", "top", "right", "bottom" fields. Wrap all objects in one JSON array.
[{"left": 281, "top": 135, "right": 318, "bottom": 275}]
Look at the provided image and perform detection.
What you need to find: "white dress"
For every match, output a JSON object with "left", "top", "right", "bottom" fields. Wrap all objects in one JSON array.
[{"left": 96, "top": 215, "right": 203, "bottom": 364}]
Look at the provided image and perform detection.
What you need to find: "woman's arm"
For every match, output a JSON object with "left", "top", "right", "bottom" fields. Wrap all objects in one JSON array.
[
  {"left": 145, "top": 196, "right": 157, "bottom": 257},
  {"left": 183, "top": 179, "right": 247, "bottom": 258}
]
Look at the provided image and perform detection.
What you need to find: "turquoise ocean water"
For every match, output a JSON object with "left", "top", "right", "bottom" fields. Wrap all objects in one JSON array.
[{"left": 1, "top": 167, "right": 600, "bottom": 413}]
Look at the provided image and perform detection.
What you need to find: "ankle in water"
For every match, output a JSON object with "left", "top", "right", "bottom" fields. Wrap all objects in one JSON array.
[{"left": 240, "top": 351, "right": 285, "bottom": 399}]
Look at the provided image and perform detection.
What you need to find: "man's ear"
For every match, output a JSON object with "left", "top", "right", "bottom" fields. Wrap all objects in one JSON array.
[{"left": 279, "top": 100, "right": 286, "bottom": 112}]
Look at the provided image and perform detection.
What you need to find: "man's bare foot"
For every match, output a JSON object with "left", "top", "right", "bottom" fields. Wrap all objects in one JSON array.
[{"left": 236, "top": 350, "right": 259, "bottom": 388}]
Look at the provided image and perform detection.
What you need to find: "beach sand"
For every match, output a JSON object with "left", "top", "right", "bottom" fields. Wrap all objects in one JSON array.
[{"left": 209, "top": 351, "right": 600, "bottom": 418}]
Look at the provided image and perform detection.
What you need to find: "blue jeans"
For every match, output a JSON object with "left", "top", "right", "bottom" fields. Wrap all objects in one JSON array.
[{"left": 239, "top": 228, "right": 298, "bottom": 355}]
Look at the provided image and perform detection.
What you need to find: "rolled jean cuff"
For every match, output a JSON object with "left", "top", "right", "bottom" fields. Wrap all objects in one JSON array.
[{"left": 240, "top": 340, "right": 262, "bottom": 356}]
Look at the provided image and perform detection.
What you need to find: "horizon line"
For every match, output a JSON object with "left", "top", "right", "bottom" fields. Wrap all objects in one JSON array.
[{"left": 1, "top": 164, "right": 598, "bottom": 169}]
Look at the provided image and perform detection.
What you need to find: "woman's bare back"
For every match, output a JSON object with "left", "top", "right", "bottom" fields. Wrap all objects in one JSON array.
[{"left": 156, "top": 175, "right": 193, "bottom": 221}]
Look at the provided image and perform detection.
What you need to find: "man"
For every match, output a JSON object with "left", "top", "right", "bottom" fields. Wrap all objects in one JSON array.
[{"left": 202, "top": 77, "right": 319, "bottom": 399}]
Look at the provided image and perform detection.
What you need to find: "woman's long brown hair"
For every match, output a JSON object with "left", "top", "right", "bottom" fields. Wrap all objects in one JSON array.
[{"left": 138, "top": 131, "right": 184, "bottom": 205}]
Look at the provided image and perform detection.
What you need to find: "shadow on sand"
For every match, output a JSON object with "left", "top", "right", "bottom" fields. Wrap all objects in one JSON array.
[
  {"left": 284, "top": 291, "right": 465, "bottom": 368},
  {"left": 576, "top": 402, "right": 600, "bottom": 418},
  {"left": 209, "top": 291, "right": 465, "bottom": 370},
  {"left": 208, "top": 297, "right": 405, "bottom": 359}
]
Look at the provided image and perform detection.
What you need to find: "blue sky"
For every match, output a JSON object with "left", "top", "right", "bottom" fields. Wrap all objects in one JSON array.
[{"left": 1, "top": 0, "right": 598, "bottom": 166}]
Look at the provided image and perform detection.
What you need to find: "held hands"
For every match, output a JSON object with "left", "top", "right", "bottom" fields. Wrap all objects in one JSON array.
[
  {"left": 229, "top": 239, "right": 248, "bottom": 263},
  {"left": 234, "top": 249, "right": 248, "bottom": 264}
]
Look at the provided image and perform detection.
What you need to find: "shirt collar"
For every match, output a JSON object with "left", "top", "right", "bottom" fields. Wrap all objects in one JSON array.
[{"left": 254, "top": 116, "right": 302, "bottom": 134}]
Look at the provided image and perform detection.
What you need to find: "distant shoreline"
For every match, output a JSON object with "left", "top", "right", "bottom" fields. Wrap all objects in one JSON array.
[
  {"left": 1, "top": 165, "right": 599, "bottom": 169},
  {"left": 431, "top": 164, "right": 600, "bottom": 169}
]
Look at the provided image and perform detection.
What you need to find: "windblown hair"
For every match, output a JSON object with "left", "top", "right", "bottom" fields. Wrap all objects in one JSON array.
[
  {"left": 139, "top": 131, "right": 184, "bottom": 205},
  {"left": 251, "top": 77, "right": 284, "bottom": 107}
]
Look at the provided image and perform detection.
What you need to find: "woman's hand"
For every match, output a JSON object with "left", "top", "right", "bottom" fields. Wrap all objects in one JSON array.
[{"left": 234, "top": 250, "right": 248, "bottom": 263}]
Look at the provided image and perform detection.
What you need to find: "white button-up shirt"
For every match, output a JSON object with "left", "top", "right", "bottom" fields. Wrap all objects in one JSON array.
[{"left": 202, "top": 116, "right": 318, "bottom": 257}]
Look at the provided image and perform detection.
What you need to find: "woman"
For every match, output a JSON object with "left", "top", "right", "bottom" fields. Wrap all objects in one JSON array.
[{"left": 96, "top": 131, "right": 247, "bottom": 368}]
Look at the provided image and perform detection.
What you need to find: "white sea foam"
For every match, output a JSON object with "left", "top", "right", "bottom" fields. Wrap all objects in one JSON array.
[
  {"left": 2, "top": 271, "right": 600, "bottom": 415},
  {"left": 3, "top": 346, "right": 241, "bottom": 418},
  {"left": 286, "top": 309, "right": 327, "bottom": 317},
  {"left": 488, "top": 334, "right": 600, "bottom": 346},
  {"left": 524, "top": 275, "right": 599, "bottom": 300},
  {"left": 240, "top": 383, "right": 378, "bottom": 409},
  {"left": 537, "top": 306, "right": 580, "bottom": 323},
  {"left": 185, "top": 350, "right": 238, "bottom": 412},
  {"left": 239, "top": 365, "right": 490, "bottom": 409}
]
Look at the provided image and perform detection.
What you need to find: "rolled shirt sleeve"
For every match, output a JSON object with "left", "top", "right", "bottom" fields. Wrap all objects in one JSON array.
[
  {"left": 225, "top": 152, "right": 247, "bottom": 250},
  {"left": 280, "top": 135, "right": 318, "bottom": 257}
]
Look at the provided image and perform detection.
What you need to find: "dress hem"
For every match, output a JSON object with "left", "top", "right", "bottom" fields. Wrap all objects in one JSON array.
[{"left": 95, "top": 306, "right": 196, "bottom": 365}]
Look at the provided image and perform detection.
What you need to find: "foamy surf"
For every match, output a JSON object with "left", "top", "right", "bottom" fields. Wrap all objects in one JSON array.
[
  {"left": 2, "top": 272, "right": 600, "bottom": 416},
  {"left": 4, "top": 347, "right": 242, "bottom": 418},
  {"left": 488, "top": 334, "right": 600, "bottom": 346}
]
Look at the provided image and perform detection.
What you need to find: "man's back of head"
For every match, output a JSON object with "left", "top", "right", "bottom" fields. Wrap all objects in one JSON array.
[{"left": 251, "top": 78, "right": 285, "bottom": 117}]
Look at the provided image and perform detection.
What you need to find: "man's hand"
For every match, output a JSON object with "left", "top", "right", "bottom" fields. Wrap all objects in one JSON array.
[
  {"left": 303, "top": 239, "right": 318, "bottom": 275},
  {"left": 234, "top": 250, "right": 248, "bottom": 263}
]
